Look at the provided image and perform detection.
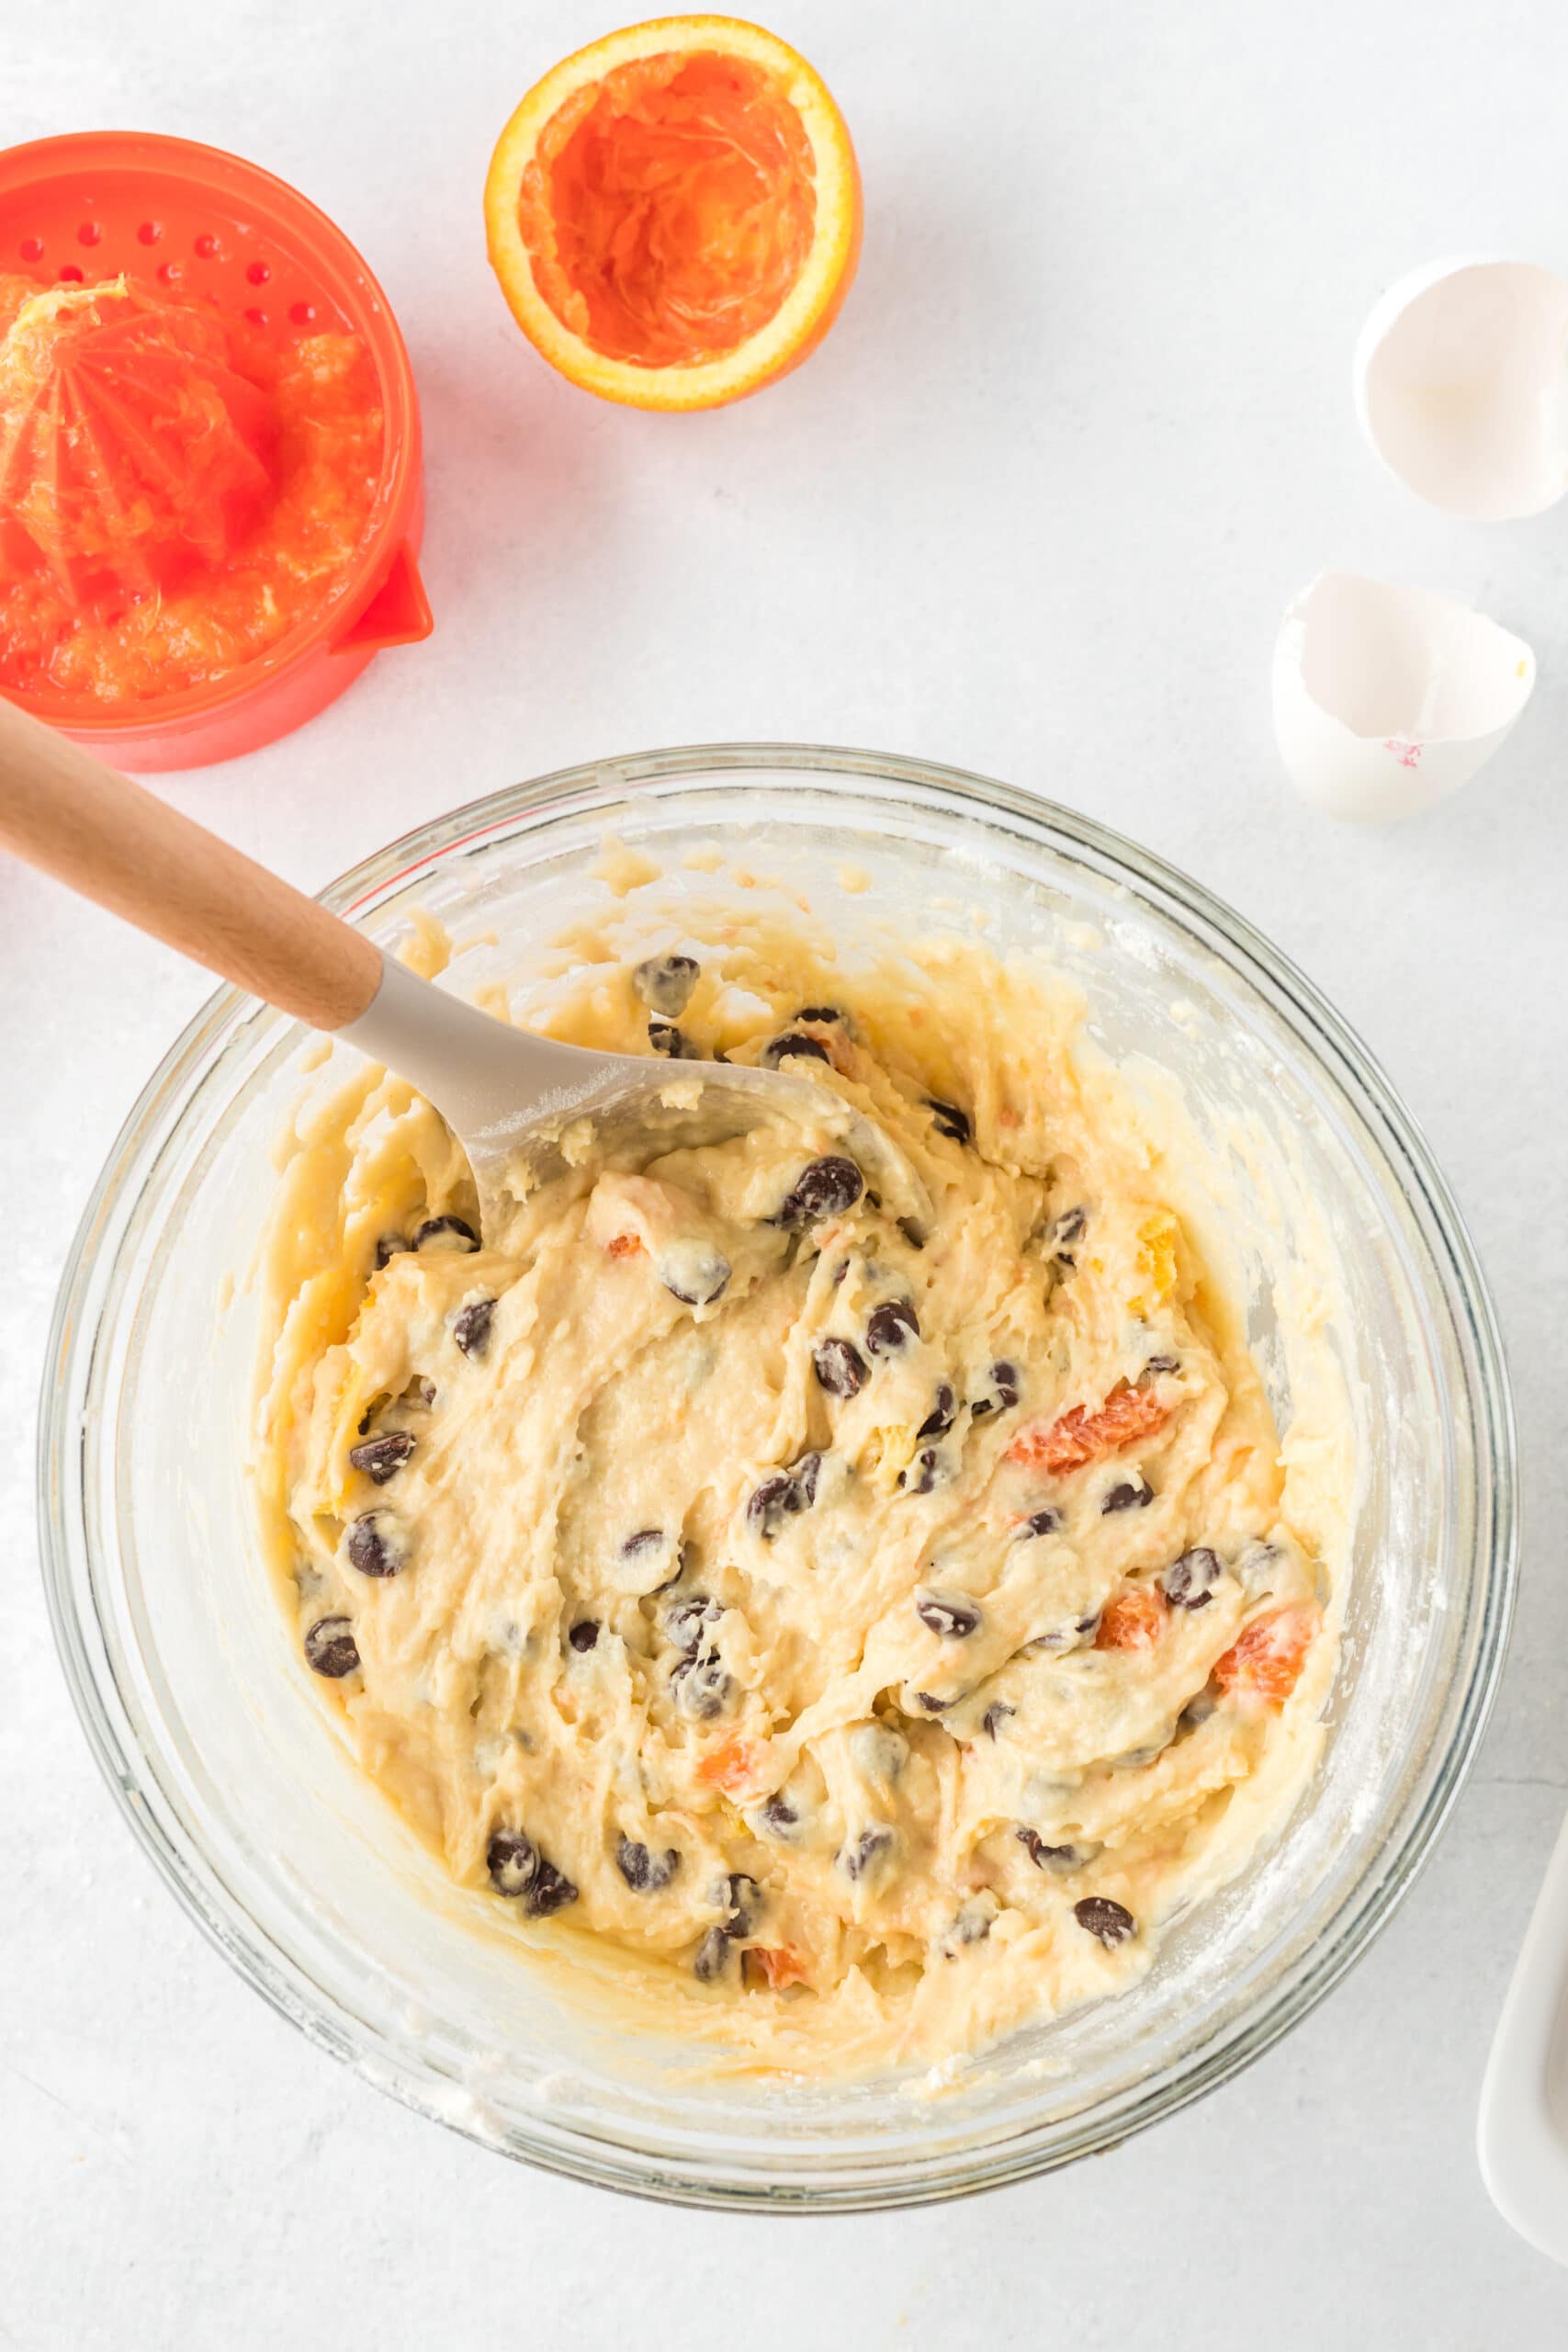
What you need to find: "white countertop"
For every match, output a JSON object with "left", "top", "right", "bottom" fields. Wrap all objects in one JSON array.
[{"left": 5, "top": 0, "right": 1567, "bottom": 2338}]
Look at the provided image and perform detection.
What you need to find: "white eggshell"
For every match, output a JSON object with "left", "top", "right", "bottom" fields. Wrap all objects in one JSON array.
[
  {"left": 1272, "top": 571, "right": 1534, "bottom": 821},
  {"left": 1355, "top": 255, "right": 1568, "bottom": 517}
]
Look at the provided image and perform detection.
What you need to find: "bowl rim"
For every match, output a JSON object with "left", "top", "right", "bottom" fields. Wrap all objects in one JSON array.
[{"left": 36, "top": 741, "right": 1519, "bottom": 2210}]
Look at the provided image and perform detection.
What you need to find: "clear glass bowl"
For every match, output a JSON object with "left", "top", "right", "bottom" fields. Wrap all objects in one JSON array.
[{"left": 39, "top": 745, "right": 1517, "bottom": 2210}]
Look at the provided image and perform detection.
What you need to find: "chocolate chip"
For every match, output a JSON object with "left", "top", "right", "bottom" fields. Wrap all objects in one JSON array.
[
  {"left": 1163, "top": 1546, "right": 1222, "bottom": 1609},
  {"left": 622, "top": 1527, "right": 666, "bottom": 1559},
  {"left": 915, "top": 1588, "right": 981, "bottom": 1638},
  {"left": 569, "top": 1620, "right": 600, "bottom": 1652},
  {"left": 865, "top": 1299, "right": 919, "bottom": 1354},
  {"left": 453, "top": 1297, "right": 495, "bottom": 1358},
  {"left": 525, "top": 1859, "right": 579, "bottom": 1917},
  {"left": 1018, "top": 1828, "right": 1089, "bottom": 1872},
  {"left": 971, "top": 1361, "right": 1021, "bottom": 1418},
  {"left": 773, "top": 1156, "right": 864, "bottom": 1227},
  {"left": 633, "top": 953, "right": 700, "bottom": 1017},
  {"left": 694, "top": 1926, "right": 733, "bottom": 1982},
  {"left": 1180, "top": 1683, "right": 1220, "bottom": 1729},
  {"left": 1112, "top": 1724, "right": 1177, "bottom": 1770},
  {"left": 374, "top": 1232, "right": 409, "bottom": 1270},
  {"left": 1074, "top": 1895, "right": 1136, "bottom": 1947},
  {"left": 908, "top": 1690, "right": 953, "bottom": 1713},
  {"left": 926, "top": 1098, "right": 971, "bottom": 1144},
  {"left": 949, "top": 1899, "right": 994, "bottom": 1948},
  {"left": 491, "top": 1618, "right": 526, "bottom": 1661},
  {"left": 724, "top": 1873, "right": 763, "bottom": 1937},
  {"left": 840, "top": 1826, "right": 895, "bottom": 1881},
  {"left": 1015, "top": 1506, "right": 1062, "bottom": 1539},
  {"left": 348, "top": 1430, "right": 416, "bottom": 1485},
  {"left": 671, "top": 1652, "right": 733, "bottom": 1719},
  {"left": 304, "top": 1616, "right": 359, "bottom": 1678},
  {"left": 917, "top": 1382, "right": 956, "bottom": 1438},
  {"left": 412, "top": 1214, "right": 479, "bottom": 1252},
  {"left": 664, "top": 1593, "right": 721, "bottom": 1652},
  {"left": 1144, "top": 1354, "right": 1180, "bottom": 1377},
  {"left": 747, "top": 1457, "right": 821, "bottom": 1534},
  {"left": 899, "top": 1446, "right": 943, "bottom": 1495},
  {"left": 1021, "top": 1609, "right": 1101, "bottom": 1655},
  {"left": 813, "top": 1337, "right": 867, "bottom": 1397},
  {"left": 648, "top": 1019, "right": 693, "bottom": 1058},
  {"left": 1237, "top": 1538, "right": 1283, "bottom": 1593},
  {"left": 487, "top": 1828, "right": 537, "bottom": 1897},
  {"left": 759, "top": 1795, "right": 799, "bottom": 1836},
  {"left": 983, "top": 1702, "right": 1015, "bottom": 1740},
  {"left": 659, "top": 1241, "right": 730, "bottom": 1306},
  {"left": 897, "top": 1216, "right": 927, "bottom": 1250},
  {"left": 762, "top": 1031, "right": 830, "bottom": 1068},
  {"left": 1049, "top": 1206, "right": 1087, "bottom": 1253},
  {"left": 794, "top": 1004, "right": 841, "bottom": 1023},
  {"left": 854, "top": 1722, "right": 908, "bottom": 1781},
  {"left": 1102, "top": 1476, "right": 1155, "bottom": 1513},
  {"left": 616, "top": 1838, "right": 680, "bottom": 1893},
  {"left": 344, "top": 1511, "right": 408, "bottom": 1577}
]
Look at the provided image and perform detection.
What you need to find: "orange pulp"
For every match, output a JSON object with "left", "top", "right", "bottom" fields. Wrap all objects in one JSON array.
[
  {"left": 522, "top": 50, "right": 816, "bottom": 368},
  {"left": 486, "top": 17, "right": 861, "bottom": 411},
  {"left": 0, "top": 272, "right": 383, "bottom": 709}
]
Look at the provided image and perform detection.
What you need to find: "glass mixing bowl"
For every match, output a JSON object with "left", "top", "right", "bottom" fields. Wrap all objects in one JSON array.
[{"left": 39, "top": 745, "right": 1516, "bottom": 2210}]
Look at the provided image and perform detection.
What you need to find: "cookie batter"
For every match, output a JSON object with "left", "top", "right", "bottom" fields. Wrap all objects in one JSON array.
[{"left": 254, "top": 899, "right": 1336, "bottom": 2075}]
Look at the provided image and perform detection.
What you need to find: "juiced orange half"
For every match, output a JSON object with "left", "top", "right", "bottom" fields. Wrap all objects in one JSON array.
[{"left": 484, "top": 16, "right": 861, "bottom": 411}]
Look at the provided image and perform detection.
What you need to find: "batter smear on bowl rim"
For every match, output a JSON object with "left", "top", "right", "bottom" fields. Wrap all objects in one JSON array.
[{"left": 254, "top": 891, "right": 1338, "bottom": 2075}]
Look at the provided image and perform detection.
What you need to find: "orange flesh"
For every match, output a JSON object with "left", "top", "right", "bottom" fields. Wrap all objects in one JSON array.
[
  {"left": 0, "top": 274, "right": 383, "bottom": 709},
  {"left": 750, "top": 1944, "right": 808, "bottom": 1991},
  {"left": 1095, "top": 1585, "right": 1168, "bottom": 1653},
  {"left": 696, "top": 1736, "right": 761, "bottom": 1795},
  {"left": 1213, "top": 1607, "right": 1319, "bottom": 1708},
  {"left": 519, "top": 51, "right": 817, "bottom": 368},
  {"left": 1006, "top": 1383, "right": 1175, "bottom": 1476}
]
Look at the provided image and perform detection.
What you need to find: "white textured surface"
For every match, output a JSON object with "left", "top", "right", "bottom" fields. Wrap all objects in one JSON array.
[{"left": 4, "top": 0, "right": 1567, "bottom": 2338}]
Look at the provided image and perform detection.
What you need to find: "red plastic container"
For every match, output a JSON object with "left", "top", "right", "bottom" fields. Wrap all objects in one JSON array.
[{"left": 0, "top": 131, "right": 431, "bottom": 770}]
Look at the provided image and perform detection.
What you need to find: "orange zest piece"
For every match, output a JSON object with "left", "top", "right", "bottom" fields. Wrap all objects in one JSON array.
[
  {"left": 484, "top": 17, "right": 861, "bottom": 410},
  {"left": 696, "top": 1735, "right": 761, "bottom": 1795},
  {"left": 1213, "top": 1606, "right": 1319, "bottom": 1708},
  {"left": 605, "top": 1232, "right": 644, "bottom": 1259},
  {"left": 1006, "top": 1382, "right": 1174, "bottom": 1476},
  {"left": 750, "top": 1943, "right": 808, "bottom": 1991},
  {"left": 1095, "top": 1584, "right": 1167, "bottom": 1652}
]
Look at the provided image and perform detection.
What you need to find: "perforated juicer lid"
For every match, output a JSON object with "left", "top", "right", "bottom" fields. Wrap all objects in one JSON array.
[{"left": 0, "top": 130, "right": 428, "bottom": 733}]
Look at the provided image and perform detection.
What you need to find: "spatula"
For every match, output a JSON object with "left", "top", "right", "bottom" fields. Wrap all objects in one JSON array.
[{"left": 0, "top": 698, "right": 926, "bottom": 1237}]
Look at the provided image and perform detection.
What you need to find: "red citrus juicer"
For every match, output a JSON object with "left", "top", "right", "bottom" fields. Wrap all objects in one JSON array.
[{"left": 0, "top": 130, "right": 432, "bottom": 770}]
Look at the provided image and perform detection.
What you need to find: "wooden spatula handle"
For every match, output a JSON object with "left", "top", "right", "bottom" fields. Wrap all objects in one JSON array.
[{"left": 0, "top": 695, "right": 382, "bottom": 1030}]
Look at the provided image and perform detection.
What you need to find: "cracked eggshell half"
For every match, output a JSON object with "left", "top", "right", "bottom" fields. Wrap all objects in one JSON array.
[
  {"left": 1355, "top": 256, "right": 1568, "bottom": 517},
  {"left": 1273, "top": 571, "right": 1534, "bottom": 821}
]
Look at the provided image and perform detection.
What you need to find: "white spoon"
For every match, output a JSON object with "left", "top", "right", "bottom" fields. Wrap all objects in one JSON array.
[
  {"left": 1478, "top": 1815, "right": 1568, "bottom": 2265},
  {"left": 0, "top": 700, "right": 926, "bottom": 1238}
]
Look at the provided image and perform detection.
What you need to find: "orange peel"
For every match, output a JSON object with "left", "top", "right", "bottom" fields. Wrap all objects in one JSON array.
[{"left": 484, "top": 15, "right": 861, "bottom": 411}]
